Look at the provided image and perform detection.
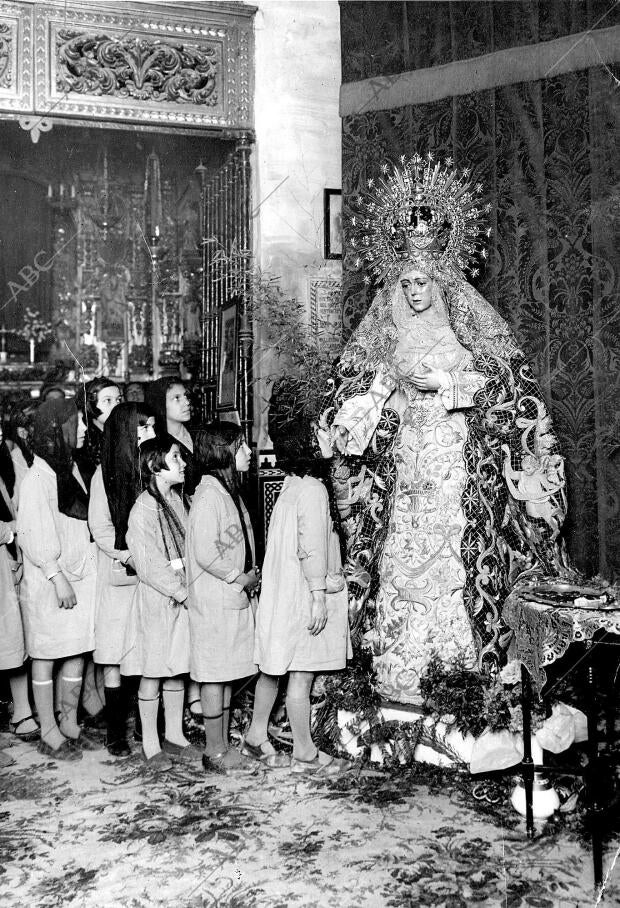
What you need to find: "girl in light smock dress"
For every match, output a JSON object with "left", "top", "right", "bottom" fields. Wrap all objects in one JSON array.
[
  {"left": 122, "top": 435, "right": 200, "bottom": 771},
  {"left": 145, "top": 377, "right": 201, "bottom": 719},
  {"left": 0, "top": 424, "right": 38, "bottom": 764},
  {"left": 88, "top": 402, "right": 155, "bottom": 756},
  {"left": 245, "top": 405, "right": 351, "bottom": 775},
  {"left": 17, "top": 399, "right": 97, "bottom": 761},
  {"left": 186, "top": 422, "right": 260, "bottom": 775}
]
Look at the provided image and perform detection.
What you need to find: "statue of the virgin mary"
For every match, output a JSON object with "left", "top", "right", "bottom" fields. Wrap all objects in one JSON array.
[{"left": 320, "top": 154, "right": 569, "bottom": 705}]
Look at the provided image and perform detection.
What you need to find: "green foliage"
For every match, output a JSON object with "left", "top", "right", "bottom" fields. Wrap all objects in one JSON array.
[
  {"left": 419, "top": 653, "right": 523, "bottom": 738},
  {"left": 324, "top": 645, "right": 381, "bottom": 714},
  {"left": 210, "top": 243, "right": 337, "bottom": 418},
  {"left": 315, "top": 644, "right": 544, "bottom": 767},
  {"left": 249, "top": 268, "right": 336, "bottom": 419}
]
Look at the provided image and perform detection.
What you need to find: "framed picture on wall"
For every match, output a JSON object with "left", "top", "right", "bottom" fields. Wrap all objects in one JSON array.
[
  {"left": 216, "top": 300, "right": 238, "bottom": 410},
  {"left": 324, "top": 188, "right": 342, "bottom": 259},
  {"left": 310, "top": 277, "right": 343, "bottom": 357}
]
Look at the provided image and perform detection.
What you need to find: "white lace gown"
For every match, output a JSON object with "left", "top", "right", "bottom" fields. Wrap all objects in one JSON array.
[{"left": 334, "top": 305, "right": 486, "bottom": 704}]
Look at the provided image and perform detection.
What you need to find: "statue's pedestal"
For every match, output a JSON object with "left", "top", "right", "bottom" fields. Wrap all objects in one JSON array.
[{"left": 337, "top": 704, "right": 524, "bottom": 773}]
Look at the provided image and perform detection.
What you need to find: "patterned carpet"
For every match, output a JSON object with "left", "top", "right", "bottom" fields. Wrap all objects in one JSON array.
[{"left": 0, "top": 732, "right": 618, "bottom": 908}]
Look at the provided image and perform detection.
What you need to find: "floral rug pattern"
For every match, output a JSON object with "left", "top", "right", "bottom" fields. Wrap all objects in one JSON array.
[{"left": 0, "top": 736, "right": 618, "bottom": 907}]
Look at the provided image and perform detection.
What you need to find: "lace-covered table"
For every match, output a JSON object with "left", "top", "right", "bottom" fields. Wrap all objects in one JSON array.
[
  {"left": 503, "top": 588, "right": 620, "bottom": 695},
  {"left": 503, "top": 584, "right": 620, "bottom": 891}
]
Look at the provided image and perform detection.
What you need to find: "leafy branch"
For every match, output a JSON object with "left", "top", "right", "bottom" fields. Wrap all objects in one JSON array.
[{"left": 210, "top": 241, "right": 337, "bottom": 417}]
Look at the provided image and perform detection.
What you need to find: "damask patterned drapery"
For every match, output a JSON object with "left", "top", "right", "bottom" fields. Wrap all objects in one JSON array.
[{"left": 340, "top": 1, "right": 620, "bottom": 580}]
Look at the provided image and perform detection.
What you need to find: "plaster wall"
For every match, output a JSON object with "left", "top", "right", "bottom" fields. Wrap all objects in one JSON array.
[{"left": 250, "top": 0, "right": 342, "bottom": 444}]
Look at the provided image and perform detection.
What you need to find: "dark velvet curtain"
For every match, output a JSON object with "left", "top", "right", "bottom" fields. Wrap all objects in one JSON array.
[
  {"left": 0, "top": 174, "right": 53, "bottom": 337},
  {"left": 340, "top": 1, "right": 620, "bottom": 579}
]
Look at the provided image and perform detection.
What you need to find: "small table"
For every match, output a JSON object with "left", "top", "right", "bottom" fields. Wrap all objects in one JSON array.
[{"left": 503, "top": 584, "right": 620, "bottom": 890}]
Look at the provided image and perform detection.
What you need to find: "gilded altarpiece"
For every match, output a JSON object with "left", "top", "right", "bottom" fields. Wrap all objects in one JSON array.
[{"left": 0, "top": 1, "right": 254, "bottom": 394}]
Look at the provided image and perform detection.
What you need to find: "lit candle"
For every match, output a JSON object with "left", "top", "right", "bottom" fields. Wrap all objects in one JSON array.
[
  {"left": 59, "top": 183, "right": 65, "bottom": 198},
  {"left": 71, "top": 184, "right": 76, "bottom": 199},
  {"left": 47, "top": 184, "right": 53, "bottom": 199},
  {"left": 145, "top": 151, "right": 162, "bottom": 240}
]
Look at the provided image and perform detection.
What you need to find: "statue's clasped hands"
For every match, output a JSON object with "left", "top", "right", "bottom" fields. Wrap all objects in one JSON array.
[
  {"left": 411, "top": 365, "right": 442, "bottom": 392},
  {"left": 331, "top": 424, "right": 350, "bottom": 455}
]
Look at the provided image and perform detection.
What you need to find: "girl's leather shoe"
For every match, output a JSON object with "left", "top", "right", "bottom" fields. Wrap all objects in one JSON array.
[
  {"left": 37, "top": 739, "right": 82, "bottom": 761},
  {"left": 141, "top": 749, "right": 173, "bottom": 772},
  {"left": 107, "top": 738, "right": 131, "bottom": 757}
]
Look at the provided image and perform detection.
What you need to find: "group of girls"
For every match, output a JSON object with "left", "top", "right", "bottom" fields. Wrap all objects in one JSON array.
[{"left": 0, "top": 374, "right": 352, "bottom": 776}]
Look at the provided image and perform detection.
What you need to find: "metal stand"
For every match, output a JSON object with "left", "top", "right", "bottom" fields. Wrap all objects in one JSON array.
[
  {"left": 583, "top": 640, "right": 604, "bottom": 889},
  {"left": 520, "top": 645, "right": 610, "bottom": 891},
  {"left": 521, "top": 664, "right": 535, "bottom": 839}
]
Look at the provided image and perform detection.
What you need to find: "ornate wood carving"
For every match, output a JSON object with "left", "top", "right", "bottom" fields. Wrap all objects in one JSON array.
[
  {"left": 0, "top": 23, "right": 12, "bottom": 88},
  {"left": 0, "top": 1, "right": 254, "bottom": 132},
  {"left": 0, "top": 2, "right": 33, "bottom": 111},
  {"left": 56, "top": 30, "right": 220, "bottom": 106}
]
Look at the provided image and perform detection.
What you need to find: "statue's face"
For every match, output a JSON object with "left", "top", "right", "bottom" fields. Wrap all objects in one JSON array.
[{"left": 400, "top": 270, "right": 433, "bottom": 313}]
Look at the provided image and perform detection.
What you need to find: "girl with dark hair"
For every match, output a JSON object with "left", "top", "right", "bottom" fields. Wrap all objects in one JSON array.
[
  {"left": 243, "top": 397, "right": 351, "bottom": 775},
  {"left": 144, "top": 377, "right": 197, "bottom": 494},
  {"left": 75, "top": 377, "right": 122, "bottom": 483},
  {"left": 125, "top": 381, "right": 145, "bottom": 403},
  {"left": 75, "top": 378, "right": 123, "bottom": 723},
  {"left": 88, "top": 402, "right": 156, "bottom": 756},
  {"left": 121, "top": 435, "right": 200, "bottom": 770},
  {"left": 0, "top": 417, "right": 39, "bottom": 756},
  {"left": 4, "top": 397, "right": 36, "bottom": 503},
  {"left": 16, "top": 399, "right": 98, "bottom": 760},
  {"left": 186, "top": 421, "right": 261, "bottom": 774},
  {"left": 145, "top": 376, "right": 201, "bottom": 720}
]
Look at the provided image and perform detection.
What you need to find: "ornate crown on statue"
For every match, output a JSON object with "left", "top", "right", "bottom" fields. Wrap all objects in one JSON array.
[{"left": 348, "top": 152, "right": 492, "bottom": 285}]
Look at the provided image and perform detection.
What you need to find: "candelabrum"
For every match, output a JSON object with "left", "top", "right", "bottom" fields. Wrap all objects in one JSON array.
[
  {"left": 147, "top": 234, "right": 165, "bottom": 379},
  {"left": 47, "top": 181, "right": 79, "bottom": 213}
]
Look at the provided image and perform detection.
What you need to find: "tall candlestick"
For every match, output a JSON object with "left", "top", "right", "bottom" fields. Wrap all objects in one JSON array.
[{"left": 145, "top": 151, "right": 162, "bottom": 240}]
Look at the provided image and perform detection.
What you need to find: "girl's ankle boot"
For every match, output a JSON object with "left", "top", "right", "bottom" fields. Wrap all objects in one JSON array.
[{"left": 104, "top": 686, "right": 131, "bottom": 757}]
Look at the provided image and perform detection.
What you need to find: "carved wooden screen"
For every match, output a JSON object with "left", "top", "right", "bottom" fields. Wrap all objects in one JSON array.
[{"left": 0, "top": 1, "right": 254, "bottom": 134}]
